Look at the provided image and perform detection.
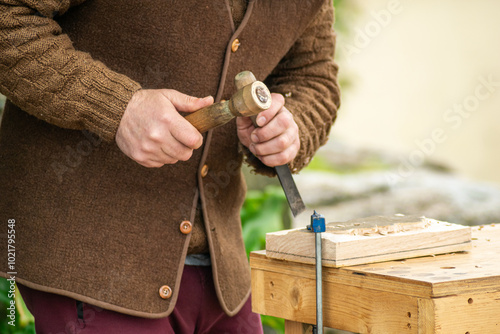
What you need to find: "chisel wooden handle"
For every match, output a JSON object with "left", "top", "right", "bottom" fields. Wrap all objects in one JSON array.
[{"left": 185, "top": 71, "right": 272, "bottom": 133}]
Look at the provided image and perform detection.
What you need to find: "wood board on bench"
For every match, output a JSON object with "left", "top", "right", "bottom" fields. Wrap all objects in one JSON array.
[{"left": 265, "top": 215, "right": 471, "bottom": 267}]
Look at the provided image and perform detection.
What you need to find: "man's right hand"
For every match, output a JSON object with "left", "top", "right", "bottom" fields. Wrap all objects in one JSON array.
[{"left": 116, "top": 89, "right": 213, "bottom": 168}]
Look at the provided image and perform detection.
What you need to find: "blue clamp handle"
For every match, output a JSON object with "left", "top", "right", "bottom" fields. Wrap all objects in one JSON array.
[{"left": 307, "top": 210, "right": 326, "bottom": 233}]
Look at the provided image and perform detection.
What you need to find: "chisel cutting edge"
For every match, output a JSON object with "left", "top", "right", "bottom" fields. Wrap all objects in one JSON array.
[
  {"left": 274, "top": 164, "right": 306, "bottom": 217},
  {"left": 184, "top": 71, "right": 306, "bottom": 217}
]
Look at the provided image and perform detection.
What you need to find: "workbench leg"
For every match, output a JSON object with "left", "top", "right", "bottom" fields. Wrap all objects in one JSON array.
[{"left": 284, "top": 320, "right": 314, "bottom": 334}]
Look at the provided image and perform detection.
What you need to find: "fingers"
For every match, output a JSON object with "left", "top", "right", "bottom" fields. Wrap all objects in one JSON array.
[
  {"left": 160, "top": 91, "right": 208, "bottom": 149},
  {"left": 236, "top": 93, "right": 287, "bottom": 148},
  {"left": 236, "top": 116, "right": 255, "bottom": 148},
  {"left": 236, "top": 92, "right": 301, "bottom": 167},
  {"left": 252, "top": 136, "right": 300, "bottom": 167},
  {"left": 249, "top": 127, "right": 297, "bottom": 157},
  {"left": 162, "top": 90, "right": 214, "bottom": 113},
  {"left": 116, "top": 89, "right": 209, "bottom": 168},
  {"left": 159, "top": 131, "right": 195, "bottom": 162},
  {"left": 123, "top": 135, "right": 186, "bottom": 168},
  {"left": 251, "top": 108, "right": 296, "bottom": 144},
  {"left": 254, "top": 93, "right": 285, "bottom": 127},
  {"left": 168, "top": 113, "right": 204, "bottom": 150}
]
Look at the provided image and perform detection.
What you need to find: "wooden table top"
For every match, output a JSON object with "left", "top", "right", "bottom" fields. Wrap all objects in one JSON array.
[{"left": 250, "top": 224, "right": 500, "bottom": 299}]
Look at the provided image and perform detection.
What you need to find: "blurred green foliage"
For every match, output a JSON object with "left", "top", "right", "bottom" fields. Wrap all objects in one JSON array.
[
  {"left": 241, "top": 186, "right": 288, "bottom": 257},
  {"left": 241, "top": 185, "right": 289, "bottom": 334},
  {"left": 0, "top": 280, "right": 34, "bottom": 334},
  {"left": 334, "top": 0, "right": 359, "bottom": 36}
]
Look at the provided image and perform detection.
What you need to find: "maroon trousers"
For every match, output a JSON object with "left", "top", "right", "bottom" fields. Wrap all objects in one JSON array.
[{"left": 18, "top": 265, "right": 263, "bottom": 334}]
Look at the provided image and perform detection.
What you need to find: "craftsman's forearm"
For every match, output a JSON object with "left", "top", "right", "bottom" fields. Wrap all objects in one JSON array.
[{"left": 0, "top": 0, "right": 141, "bottom": 142}]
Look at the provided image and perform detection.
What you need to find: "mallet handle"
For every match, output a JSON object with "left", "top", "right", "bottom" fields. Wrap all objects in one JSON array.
[{"left": 185, "top": 71, "right": 271, "bottom": 133}]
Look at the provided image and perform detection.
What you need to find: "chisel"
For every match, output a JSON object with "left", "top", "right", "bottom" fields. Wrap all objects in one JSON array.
[{"left": 185, "top": 71, "right": 306, "bottom": 217}]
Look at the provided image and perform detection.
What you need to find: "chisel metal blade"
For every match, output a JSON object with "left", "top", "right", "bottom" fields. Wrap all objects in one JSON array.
[{"left": 275, "top": 164, "right": 306, "bottom": 217}]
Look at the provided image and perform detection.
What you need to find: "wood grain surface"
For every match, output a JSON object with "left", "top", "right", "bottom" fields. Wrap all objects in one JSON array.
[
  {"left": 266, "top": 215, "right": 471, "bottom": 267},
  {"left": 251, "top": 225, "right": 500, "bottom": 333}
]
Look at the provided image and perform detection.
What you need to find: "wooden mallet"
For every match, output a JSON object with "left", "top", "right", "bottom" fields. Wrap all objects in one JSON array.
[
  {"left": 186, "top": 71, "right": 306, "bottom": 217},
  {"left": 184, "top": 71, "right": 272, "bottom": 133}
]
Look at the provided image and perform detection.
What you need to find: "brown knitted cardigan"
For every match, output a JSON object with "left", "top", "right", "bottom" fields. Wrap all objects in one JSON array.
[{"left": 0, "top": 0, "right": 340, "bottom": 318}]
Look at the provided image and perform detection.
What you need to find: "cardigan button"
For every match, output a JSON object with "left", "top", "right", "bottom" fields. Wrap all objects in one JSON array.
[
  {"left": 180, "top": 220, "right": 192, "bottom": 234},
  {"left": 159, "top": 285, "right": 172, "bottom": 299},
  {"left": 231, "top": 38, "right": 241, "bottom": 52},
  {"left": 201, "top": 164, "right": 209, "bottom": 178}
]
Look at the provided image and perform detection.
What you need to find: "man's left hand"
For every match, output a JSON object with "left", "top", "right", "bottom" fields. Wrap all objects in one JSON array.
[{"left": 237, "top": 93, "right": 300, "bottom": 167}]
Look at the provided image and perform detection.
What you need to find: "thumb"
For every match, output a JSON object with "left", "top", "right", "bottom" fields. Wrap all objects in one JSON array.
[{"left": 162, "top": 90, "right": 214, "bottom": 112}]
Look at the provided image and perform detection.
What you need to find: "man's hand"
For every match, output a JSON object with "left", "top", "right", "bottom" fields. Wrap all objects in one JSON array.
[
  {"left": 116, "top": 89, "right": 213, "bottom": 168},
  {"left": 237, "top": 93, "right": 300, "bottom": 167}
]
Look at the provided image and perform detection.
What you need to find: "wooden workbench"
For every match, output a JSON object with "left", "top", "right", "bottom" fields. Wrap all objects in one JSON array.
[{"left": 250, "top": 225, "right": 500, "bottom": 334}]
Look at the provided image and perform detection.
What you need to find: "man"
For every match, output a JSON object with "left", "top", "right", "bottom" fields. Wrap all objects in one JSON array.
[{"left": 0, "top": 0, "right": 340, "bottom": 333}]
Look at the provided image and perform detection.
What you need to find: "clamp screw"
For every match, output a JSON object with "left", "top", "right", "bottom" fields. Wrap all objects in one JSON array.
[{"left": 309, "top": 210, "right": 326, "bottom": 233}]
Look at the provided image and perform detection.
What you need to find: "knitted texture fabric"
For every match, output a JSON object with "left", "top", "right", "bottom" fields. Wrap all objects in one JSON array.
[
  {"left": 0, "top": 0, "right": 340, "bottom": 318},
  {"left": 0, "top": 0, "right": 141, "bottom": 142}
]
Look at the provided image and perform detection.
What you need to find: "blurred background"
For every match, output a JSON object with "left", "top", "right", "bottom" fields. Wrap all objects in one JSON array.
[
  {"left": 2, "top": 1, "right": 500, "bottom": 333},
  {"left": 246, "top": 0, "right": 500, "bottom": 237},
  {"left": 334, "top": 0, "right": 500, "bottom": 186},
  {"left": 288, "top": 0, "right": 500, "bottom": 227},
  {"left": 245, "top": 1, "right": 500, "bottom": 332}
]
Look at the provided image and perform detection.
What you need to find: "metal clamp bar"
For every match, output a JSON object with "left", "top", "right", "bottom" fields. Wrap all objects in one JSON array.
[{"left": 307, "top": 211, "right": 326, "bottom": 334}]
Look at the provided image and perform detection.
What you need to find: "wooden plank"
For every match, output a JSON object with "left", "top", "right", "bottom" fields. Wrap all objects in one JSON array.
[
  {"left": 266, "top": 215, "right": 471, "bottom": 267},
  {"left": 251, "top": 264, "right": 419, "bottom": 333},
  {"left": 433, "top": 291, "right": 500, "bottom": 333},
  {"left": 252, "top": 225, "right": 500, "bottom": 333},
  {"left": 257, "top": 225, "right": 500, "bottom": 298},
  {"left": 343, "top": 225, "right": 500, "bottom": 297},
  {"left": 251, "top": 251, "right": 433, "bottom": 299},
  {"left": 417, "top": 298, "right": 435, "bottom": 334},
  {"left": 284, "top": 320, "right": 313, "bottom": 334}
]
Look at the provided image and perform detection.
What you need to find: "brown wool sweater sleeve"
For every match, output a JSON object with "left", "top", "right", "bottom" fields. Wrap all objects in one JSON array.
[
  {"left": 244, "top": 0, "right": 341, "bottom": 176},
  {"left": 0, "top": 0, "right": 142, "bottom": 142}
]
